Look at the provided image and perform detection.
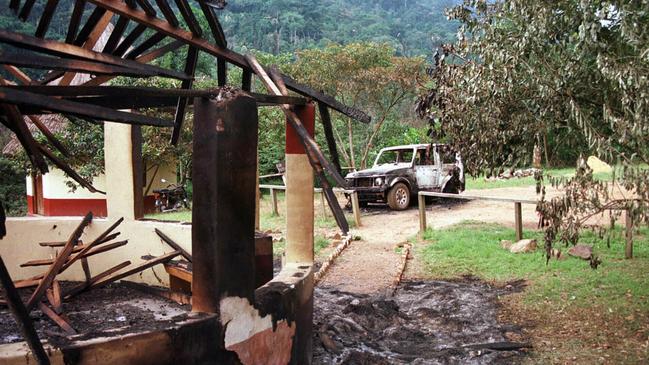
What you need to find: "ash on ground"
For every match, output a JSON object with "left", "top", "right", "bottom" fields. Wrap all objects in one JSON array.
[{"left": 313, "top": 278, "right": 528, "bottom": 364}]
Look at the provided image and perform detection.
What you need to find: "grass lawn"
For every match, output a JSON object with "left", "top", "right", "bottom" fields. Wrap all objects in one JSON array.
[
  {"left": 466, "top": 167, "right": 613, "bottom": 190},
  {"left": 415, "top": 221, "right": 649, "bottom": 364}
]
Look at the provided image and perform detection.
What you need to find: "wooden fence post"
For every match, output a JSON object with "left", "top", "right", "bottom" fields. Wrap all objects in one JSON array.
[
  {"left": 418, "top": 193, "right": 427, "bottom": 238},
  {"left": 351, "top": 191, "right": 362, "bottom": 227},
  {"left": 320, "top": 190, "right": 327, "bottom": 217},
  {"left": 270, "top": 188, "right": 279, "bottom": 216},
  {"left": 514, "top": 202, "right": 523, "bottom": 241},
  {"left": 625, "top": 209, "right": 633, "bottom": 259}
]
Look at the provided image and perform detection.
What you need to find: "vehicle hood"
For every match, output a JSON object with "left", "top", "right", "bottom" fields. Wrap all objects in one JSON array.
[{"left": 346, "top": 164, "right": 411, "bottom": 178}]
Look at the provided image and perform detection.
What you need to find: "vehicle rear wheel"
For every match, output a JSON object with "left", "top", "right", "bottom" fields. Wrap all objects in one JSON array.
[
  {"left": 387, "top": 183, "right": 410, "bottom": 210},
  {"left": 442, "top": 178, "right": 460, "bottom": 194}
]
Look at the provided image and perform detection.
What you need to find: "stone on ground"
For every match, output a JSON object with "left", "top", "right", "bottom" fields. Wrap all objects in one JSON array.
[
  {"left": 509, "top": 239, "right": 537, "bottom": 253},
  {"left": 568, "top": 244, "right": 593, "bottom": 260}
]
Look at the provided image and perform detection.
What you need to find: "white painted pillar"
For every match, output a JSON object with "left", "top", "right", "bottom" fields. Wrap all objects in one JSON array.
[{"left": 104, "top": 122, "right": 143, "bottom": 220}]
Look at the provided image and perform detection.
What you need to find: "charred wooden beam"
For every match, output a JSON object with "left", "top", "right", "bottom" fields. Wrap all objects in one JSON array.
[
  {"left": 318, "top": 102, "right": 342, "bottom": 176},
  {"left": 217, "top": 58, "right": 227, "bottom": 86},
  {"left": 0, "top": 29, "right": 190, "bottom": 80},
  {"left": 102, "top": 15, "right": 129, "bottom": 53},
  {"left": 38, "top": 143, "right": 103, "bottom": 193},
  {"left": 38, "top": 302, "right": 76, "bottom": 335},
  {"left": 155, "top": 228, "right": 191, "bottom": 262},
  {"left": 112, "top": 24, "right": 147, "bottom": 57},
  {"left": 0, "top": 257, "right": 50, "bottom": 365},
  {"left": 134, "top": 0, "right": 157, "bottom": 17},
  {"left": 3, "top": 65, "right": 32, "bottom": 85},
  {"left": 198, "top": 0, "right": 227, "bottom": 48},
  {"left": 1, "top": 101, "right": 49, "bottom": 174},
  {"left": 63, "top": 260, "right": 131, "bottom": 299},
  {"left": 0, "top": 52, "right": 158, "bottom": 77},
  {"left": 9, "top": 0, "right": 21, "bottom": 13},
  {"left": 72, "top": 6, "right": 107, "bottom": 46},
  {"left": 174, "top": 0, "right": 202, "bottom": 37},
  {"left": 125, "top": 31, "right": 166, "bottom": 59},
  {"left": 242, "top": 69, "right": 252, "bottom": 91},
  {"left": 59, "top": 217, "right": 124, "bottom": 273},
  {"left": 91, "top": 251, "right": 181, "bottom": 289},
  {"left": 21, "top": 241, "right": 128, "bottom": 267},
  {"left": 154, "top": 0, "right": 179, "bottom": 27},
  {"left": 26, "top": 212, "right": 93, "bottom": 311},
  {"left": 0, "top": 87, "right": 174, "bottom": 127},
  {"left": 27, "top": 115, "right": 70, "bottom": 157},
  {"left": 35, "top": 0, "right": 61, "bottom": 38},
  {"left": 171, "top": 46, "right": 198, "bottom": 145},
  {"left": 85, "top": 0, "right": 371, "bottom": 123},
  {"left": 18, "top": 0, "right": 36, "bottom": 21},
  {"left": 66, "top": 0, "right": 86, "bottom": 43}
]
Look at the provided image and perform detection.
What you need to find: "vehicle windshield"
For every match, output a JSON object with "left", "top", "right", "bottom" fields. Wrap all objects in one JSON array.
[{"left": 373, "top": 149, "right": 415, "bottom": 167}]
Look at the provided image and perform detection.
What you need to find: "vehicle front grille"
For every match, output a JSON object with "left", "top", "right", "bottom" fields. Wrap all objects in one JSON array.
[{"left": 352, "top": 178, "right": 374, "bottom": 187}]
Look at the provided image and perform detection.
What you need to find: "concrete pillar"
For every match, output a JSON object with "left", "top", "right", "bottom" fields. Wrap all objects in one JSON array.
[
  {"left": 285, "top": 104, "right": 315, "bottom": 264},
  {"left": 191, "top": 92, "right": 258, "bottom": 313},
  {"left": 104, "top": 123, "right": 143, "bottom": 220}
]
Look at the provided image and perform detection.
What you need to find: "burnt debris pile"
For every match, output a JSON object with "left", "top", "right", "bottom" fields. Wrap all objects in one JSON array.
[{"left": 314, "top": 279, "right": 529, "bottom": 364}]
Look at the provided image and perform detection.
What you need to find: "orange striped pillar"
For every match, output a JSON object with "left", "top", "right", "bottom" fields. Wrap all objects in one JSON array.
[{"left": 285, "top": 104, "right": 315, "bottom": 264}]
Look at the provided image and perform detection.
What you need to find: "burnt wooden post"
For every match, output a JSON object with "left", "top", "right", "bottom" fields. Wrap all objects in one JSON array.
[
  {"left": 625, "top": 209, "right": 633, "bottom": 259},
  {"left": 514, "top": 201, "right": 523, "bottom": 241},
  {"left": 0, "top": 257, "right": 50, "bottom": 365},
  {"left": 285, "top": 103, "right": 315, "bottom": 264},
  {"left": 191, "top": 91, "right": 258, "bottom": 313}
]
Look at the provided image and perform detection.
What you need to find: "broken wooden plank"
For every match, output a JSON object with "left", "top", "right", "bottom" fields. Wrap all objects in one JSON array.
[
  {"left": 0, "top": 29, "right": 189, "bottom": 81},
  {"left": 65, "top": 0, "right": 86, "bottom": 43},
  {"left": 163, "top": 262, "right": 192, "bottom": 283},
  {"left": 26, "top": 212, "right": 93, "bottom": 311},
  {"left": 0, "top": 88, "right": 174, "bottom": 128},
  {"left": 45, "top": 280, "right": 62, "bottom": 314},
  {"left": 27, "top": 115, "right": 70, "bottom": 157},
  {"left": 35, "top": 0, "right": 61, "bottom": 38},
  {"left": 38, "top": 143, "right": 104, "bottom": 194},
  {"left": 63, "top": 260, "right": 131, "bottom": 299},
  {"left": 90, "top": 251, "right": 181, "bottom": 289},
  {"left": 1, "top": 100, "right": 49, "bottom": 174},
  {"left": 171, "top": 46, "right": 198, "bottom": 145},
  {"left": 318, "top": 102, "right": 342, "bottom": 176},
  {"left": 38, "top": 302, "right": 76, "bottom": 335},
  {"left": 3, "top": 65, "right": 32, "bottom": 85},
  {"left": 0, "top": 257, "right": 50, "bottom": 365},
  {"left": 58, "top": 217, "right": 124, "bottom": 274},
  {"left": 21, "top": 240, "right": 128, "bottom": 268},
  {"left": 154, "top": 228, "right": 191, "bottom": 262}
]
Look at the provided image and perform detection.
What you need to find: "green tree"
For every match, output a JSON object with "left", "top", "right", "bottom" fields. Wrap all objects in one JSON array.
[{"left": 418, "top": 0, "right": 649, "bottom": 260}]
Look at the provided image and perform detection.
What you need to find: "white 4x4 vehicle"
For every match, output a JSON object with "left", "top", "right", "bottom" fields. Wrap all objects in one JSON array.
[{"left": 345, "top": 144, "right": 465, "bottom": 210}]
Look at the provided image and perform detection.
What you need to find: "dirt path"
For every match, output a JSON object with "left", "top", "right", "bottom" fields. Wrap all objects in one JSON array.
[{"left": 318, "top": 185, "right": 555, "bottom": 294}]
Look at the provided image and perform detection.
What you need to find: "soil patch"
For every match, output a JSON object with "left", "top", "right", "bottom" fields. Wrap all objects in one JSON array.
[
  {"left": 0, "top": 282, "right": 192, "bottom": 348},
  {"left": 313, "top": 277, "right": 529, "bottom": 364}
]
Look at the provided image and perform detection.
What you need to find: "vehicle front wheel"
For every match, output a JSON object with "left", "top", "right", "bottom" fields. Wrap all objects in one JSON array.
[{"left": 387, "top": 183, "right": 410, "bottom": 210}]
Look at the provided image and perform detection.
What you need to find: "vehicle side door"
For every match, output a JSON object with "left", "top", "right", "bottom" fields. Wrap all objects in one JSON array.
[{"left": 414, "top": 147, "right": 438, "bottom": 190}]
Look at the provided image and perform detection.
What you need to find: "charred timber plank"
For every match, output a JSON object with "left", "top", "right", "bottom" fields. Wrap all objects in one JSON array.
[
  {"left": 9, "top": 0, "right": 20, "bottom": 13},
  {"left": 154, "top": 0, "right": 179, "bottom": 27},
  {"left": 59, "top": 217, "right": 124, "bottom": 273},
  {"left": 35, "top": 0, "right": 61, "bottom": 38},
  {"left": 155, "top": 228, "right": 191, "bottom": 262},
  {"left": 0, "top": 29, "right": 190, "bottom": 81},
  {"left": 3, "top": 65, "right": 32, "bottom": 85},
  {"left": 38, "top": 143, "right": 103, "bottom": 193},
  {"left": 26, "top": 212, "right": 93, "bottom": 312},
  {"left": 46, "top": 280, "right": 62, "bottom": 313},
  {"left": 63, "top": 260, "right": 131, "bottom": 299},
  {"left": 242, "top": 69, "right": 252, "bottom": 91},
  {"left": 250, "top": 58, "right": 349, "bottom": 232},
  {"left": 102, "top": 15, "right": 129, "bottom": 53},
  {"left": 134, "top": 0, "right": 156, "bottom": 16},
  {"left": 27, "top": 115, "right": 70, "bottom": 157},
  {"left": 85, "top": 0, "right": 370, "bottom": 123},
  {"left": 38, "top": 302, "right": 76, "bottom": 335},
  {"left": 18, "top": 0, "right": 36, "bottom": 21},
  {"left": 0, "top": 257, "right": 50, "bottom": 365},
  {"left": 318, "top": 102, "right": 342, "bottom": 176},
  {"left": 1, "top": 101, "right": 49, "bottom": 174},
  {"left": 0, "top": 87, "right": 174, "bottom": 127},
  {"left": 91, "top": 251, "right": 181, "bottom": 289},
  {"left": 112, "top": 24, "right": 147, "bottom": 57},
  {"left": 72, "top": 6, "right": 107, "bottom": 46},
  {"left": 66, "top": 0, "right": 86, "bottom": 43},
  {"left": 0, "top": 52, "right": 157, "bottom": 77},
  {"left": 197, "top": 0, "right": 227, "bottom": 48},
  {"left": 22, "top": 241, "right": 128, "bottom": 268},
  {"left": 125, "top": 31, "right": 166, "bottom": 59},
  {"left": 171, "top": 46, "right": 198, "bottom": 145},
  {"left": 174, "top": 0, "right": 202, "bottom": 37},
  {"left": 217, "top": 58, "right": 227, "bottom": 86}
]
